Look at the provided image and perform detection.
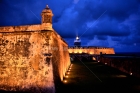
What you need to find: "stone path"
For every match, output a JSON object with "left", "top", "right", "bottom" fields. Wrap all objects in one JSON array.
[{"left": 56, "top": 61, "right": 140, "bottom": 93}]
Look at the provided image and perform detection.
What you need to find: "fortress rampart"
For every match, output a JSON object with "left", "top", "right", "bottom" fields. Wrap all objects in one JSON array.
[
  {"left": 0, "top": 5, "right": 70, "bottom": 93},
  {"left": 99, "top": 54, "right": 140, "bottom": 78},
  {"left": 68, "top": 46, "right": 115, "bottom": 54}
]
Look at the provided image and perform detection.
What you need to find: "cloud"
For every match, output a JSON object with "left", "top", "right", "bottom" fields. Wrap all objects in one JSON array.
[
  {"left": 0, "top": 0, "right": 140, "bottom": 52},
  {"left": 96, "top": 35, "right": 108, "bottom": 40},
  {"left": 73, "top": 0, "right": 80, "bottom": 4}
]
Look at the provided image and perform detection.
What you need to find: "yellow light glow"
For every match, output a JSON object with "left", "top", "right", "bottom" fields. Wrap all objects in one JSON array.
[
  {"left": 92, "top": 57, "right": 95, "bottom": 60},
  {"left": 90, "top": 52, "right": 93, "bottom": 54},
  {"left": 74, "top": 51, "right": 77, "bottom": 53},
  {"left": 65, "top": 75, "right": 68, "bottom": 78},
  {"left": 79, "top": 50, "right": 82, "bottom": 53},
  {"left": 69, "top": 51, "right": 72, "bottom": 53},
  {"left": 63, "top": 80, "right": 67, "bottom": 83}
]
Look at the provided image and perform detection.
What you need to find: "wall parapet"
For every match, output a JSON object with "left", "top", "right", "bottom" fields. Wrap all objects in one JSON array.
[
  {"left": 68, "top": 46, "right": 115, "bottom": 54},
  {"left": 0, "top": 24, "right": 44, "bottom": 32},
  {"left": 99, "top": 54, "right": 140, "bottom": 78},
  {"left": 68, "top": 46, "right": 114, "bottom": 49}
]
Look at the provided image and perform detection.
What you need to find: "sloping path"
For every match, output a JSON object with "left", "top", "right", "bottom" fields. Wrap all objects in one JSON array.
[{"left": 56, "top": 61, "right": 140, "bottom": 93}]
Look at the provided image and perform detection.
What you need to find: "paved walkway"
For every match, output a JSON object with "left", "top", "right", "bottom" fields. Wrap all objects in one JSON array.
[
  {"left": 1, "top": 61, "right": 140, "bottom": 93},
  {"left": 56, "top": 61, "right": 140, "bottom": 93}
]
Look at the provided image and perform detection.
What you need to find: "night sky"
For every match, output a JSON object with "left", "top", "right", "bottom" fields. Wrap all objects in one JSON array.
[{"left": 0, "top": 0, "right": 140, "bottom": 52}]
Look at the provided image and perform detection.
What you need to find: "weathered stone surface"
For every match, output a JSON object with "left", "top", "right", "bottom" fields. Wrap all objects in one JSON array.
[{"left": 0, "top": 5, "right": 71, "bottom": 93}]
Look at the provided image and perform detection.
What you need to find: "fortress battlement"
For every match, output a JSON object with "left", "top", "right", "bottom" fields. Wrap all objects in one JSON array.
[
  {"left": 68, "top": 45, "right": 115, "bottom": 54},
  {"left": 69, "top": 46, "right": 114, "bottom": 49},
  {"left": 0, "top": 25, "right": 41, "bottom": 32}
]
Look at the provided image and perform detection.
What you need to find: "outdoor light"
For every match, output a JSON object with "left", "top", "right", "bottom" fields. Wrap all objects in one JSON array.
[
  {"left": 98, "top": 61, "right": 100, "bottom": 62},
  {"left": 63, "top": 80, "right": 67, "bottom": 83},
  {"left": 76, "top": 36, "right": 79, "bottom": 40},
  {"left": 65, "top": 75, "right": 68, "bottom": 78},
  {"left": 130, "top": 73, "right": 132, "bottom": 75},
  {"left": 105, "top": 63, "right": 107, "bottom": 65}
]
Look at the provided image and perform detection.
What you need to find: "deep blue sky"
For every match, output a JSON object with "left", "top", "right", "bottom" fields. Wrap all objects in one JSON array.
[{"left": 0, "top": 0, "right": 140, "bottom": 52}]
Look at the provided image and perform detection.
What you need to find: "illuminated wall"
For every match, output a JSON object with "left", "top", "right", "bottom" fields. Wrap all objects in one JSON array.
[
  {"left": 51, "top": 33, "right": 70, "bottom": 82},
  {"left": 68, "top": 47, "right": 115, "bottom": 54},
  {"left": 0, "top": 30, "right": 70, "bottom": 93},
  {"left": 0, "top": 5, "right": 71, "bottom": 92}
]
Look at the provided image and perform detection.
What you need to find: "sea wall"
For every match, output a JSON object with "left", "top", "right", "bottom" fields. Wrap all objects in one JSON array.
[
  {"left": 99, "top": 55, "right": 140, "bottom": 78},
  {"left": 68, "top": 47, "right": 115, "bottom": 54},
  {"left": 0, "top": 30, "right": 70, "bottom": 92}
]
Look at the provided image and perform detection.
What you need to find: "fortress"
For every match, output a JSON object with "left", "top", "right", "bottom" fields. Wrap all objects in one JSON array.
[
  {"left": 0, "top": 5, "right": 114, "bottom": 92},
  {"left": 68, "top": 36, "right": 115, "bottom": 55},
  {"left": 0, "top": 5, "right": 70, "bottom": 93}
]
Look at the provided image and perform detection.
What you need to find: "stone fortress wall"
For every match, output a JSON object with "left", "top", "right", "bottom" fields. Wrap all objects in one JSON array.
[
  {"left": 0, "top": 5, "right": 70, "bottom": 93},
  {"left": 68, "top": 46, "right": 115, "bottom": 54}
]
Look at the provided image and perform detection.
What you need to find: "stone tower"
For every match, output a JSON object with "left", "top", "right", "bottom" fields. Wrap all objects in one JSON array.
[{"left": 41, "top": 5, "right": 53, "bottom": 30}]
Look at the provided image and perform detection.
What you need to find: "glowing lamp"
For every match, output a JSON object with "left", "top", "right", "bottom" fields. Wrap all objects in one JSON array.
[
  {"left": 130, "top": 73, "right": 132, "bottom": 75},
  {"left": 69, "top": 51, "right": 72, "bottom": 53},
  {"left": 105, "top": 63, "right": 107, "bottom": 65},
  {"left": 90, "top": 52, "right": 93, "bottom": 54},
  {"left": 79, "top": 50, "right": 82, "bottom": 53},
  {"left": 76, "top": 36, "right": 79, "bottom": 40},
  {"left": 74, "top": 51, "right": 77, "bottom": 53},
  {"left": 63, "top": 80, "right": 67, "bottom": 83}
]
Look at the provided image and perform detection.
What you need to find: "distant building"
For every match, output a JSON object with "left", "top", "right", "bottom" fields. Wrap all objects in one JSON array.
[{"left": 68, "top": 36, "right": 115, "bottom": 55}]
